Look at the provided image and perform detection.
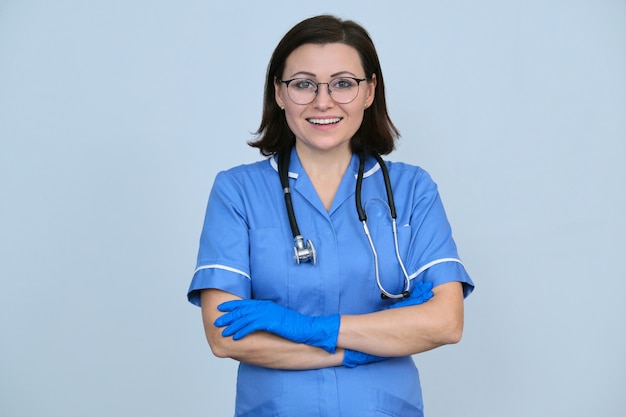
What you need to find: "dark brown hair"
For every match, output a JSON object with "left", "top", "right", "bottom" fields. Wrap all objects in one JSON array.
[{"left": 248, "top": 15, "right": 400, "bottom": 156}]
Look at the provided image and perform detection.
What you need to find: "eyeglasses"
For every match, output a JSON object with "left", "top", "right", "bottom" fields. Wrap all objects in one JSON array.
[{"left": 278, "top": 77, "right": 369, "bottom": 105}]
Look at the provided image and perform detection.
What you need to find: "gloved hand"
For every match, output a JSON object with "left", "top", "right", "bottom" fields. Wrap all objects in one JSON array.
[
  {"left": 342, "top": 280, "right": 435, "bottom": 368},
  {"left": 215, "top": 299, "right": 340, "bottom": 353},
  {"left": 388, "top": 280, "right": 434, "bottom": 309},
  {"left": 342, "top": 349, "right": 386, "bottom": 368}
]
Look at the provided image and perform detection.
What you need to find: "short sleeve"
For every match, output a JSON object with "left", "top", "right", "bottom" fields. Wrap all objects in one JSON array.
[
  {"left": 418, "top": 261, "right": 474, "bottom": 298},
  {"left": 405, "top": 169, "right": 474, "bottom": 297},
  {"left": 187, "top": 171, "right": 252, "bottom": 306}
]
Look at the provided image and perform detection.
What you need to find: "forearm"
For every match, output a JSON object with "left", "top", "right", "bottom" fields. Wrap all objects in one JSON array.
[
  {"left": 203, "top": 282, "right": 464, "bottom": 365},
  {"left": 337, "top": 282, "right": 465, "bottom": 357},
  {"left": 201, "top": 289, "right": 343, "bottom": 370},
  {"left": 211, "top": 330, "right": 344, "bottom": 370}
]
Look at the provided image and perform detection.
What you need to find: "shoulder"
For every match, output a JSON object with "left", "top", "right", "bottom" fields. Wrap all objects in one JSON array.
[
  {"left": 375, "top": 159, "right": 442, "bottom": 206},
  {"left": 384, "top": 160, "right": 426, "bottom": 175},
  {"left": 384, "top": 160, "right": 436, "bottom": 186},
  {"left": 214, "top": 158, "right": 276, "bottom": 185},
  {"left": 208, "top": 158, "right": 277, "bottom": 201},
  {"left": 219, "top": 157, "right": 274, "bottom": 177}
]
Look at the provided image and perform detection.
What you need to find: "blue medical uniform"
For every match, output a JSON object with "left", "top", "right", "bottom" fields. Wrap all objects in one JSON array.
[{"left": 188, "top": 148, "right": 474, "bottom": 417}]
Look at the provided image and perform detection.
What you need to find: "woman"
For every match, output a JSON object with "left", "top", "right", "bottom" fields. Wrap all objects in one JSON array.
[{"left": 188, "top": 15, "right": 474, "bottom": 417}]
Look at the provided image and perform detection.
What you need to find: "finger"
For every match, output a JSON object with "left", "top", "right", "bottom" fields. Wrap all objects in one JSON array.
[
  {"left": 413, "top": 290, "right": 433, "bottom": 304},
  {"left": 217, "top": 308, "right": 264, "bottom": 337},
  {"left": 220, "top": 317, "right": 253, "bottom": 337},
  {"left": 223, "top": 320, "right": 262, "bottom": 339},
  {"left": 217, "top": 299, "right": 251, "bottom": 312},
  {"left": 231, "top": 325, "right": 261, "bottom": 340},
  {"left": 214, "top": 307, "right": 249, "bottom": 327},
  {"left": 419, "top": 290, "right": 434, "bottom": 303},
  {"left": 413, "top": 281, "right": 433, "bottom": 294},
  {"left": 213, "top": 308, "right": 250, "bottom": 327},
  {"left": 214, "top": 314, "right": 230, "bottom": 328}
]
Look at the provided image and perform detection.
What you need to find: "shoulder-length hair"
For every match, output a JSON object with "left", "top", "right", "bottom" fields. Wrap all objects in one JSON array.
[{"left": 248, "top": 15, "right": 400, "bottom": 156}]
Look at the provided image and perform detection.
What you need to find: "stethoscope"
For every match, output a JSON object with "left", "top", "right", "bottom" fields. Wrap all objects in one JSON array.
[{"left": 278, "top": 148, "right": 411, "bottom": 299}]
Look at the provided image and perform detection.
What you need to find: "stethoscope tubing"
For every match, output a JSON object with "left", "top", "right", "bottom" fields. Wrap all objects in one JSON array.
[
  {"left": 278, "top": 149, "right": 411, "bottom": 298},
  {"left": 278, "top": 148, "right": 317, "bottom": 264},
  {"left": 357, "top": 153, "right": 411, "bottom": 299}
]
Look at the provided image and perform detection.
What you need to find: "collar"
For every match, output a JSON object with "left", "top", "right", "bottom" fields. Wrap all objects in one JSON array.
[
  {"left": 270, "top": 149, "right": 382, "bottom": 180},
  {"left": 270, "top": 149, "right": 383, "bottom": 215}
]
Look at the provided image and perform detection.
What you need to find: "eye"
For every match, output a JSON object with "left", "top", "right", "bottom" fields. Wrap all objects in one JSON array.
[
  {"left": 293, "top": 79, "right": 316, "bottom": 90},
  {"left": 331, "top": 78, "right": 356, "bottom": 89}
]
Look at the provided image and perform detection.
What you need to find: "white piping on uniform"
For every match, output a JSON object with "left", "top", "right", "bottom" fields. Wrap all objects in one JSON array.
[
  {"left": 270, "top": 155, "right": 298, "bottom": 179},
  {"left": 408, "top": 258, "right": 464, "bottom": 280},
  {"left": 194, "top": 264, "right": 251, "bottom": 280},
  {"left": 272, "top": 154, "right": 380, "bottom": 180},
  {"left": 353, "top": 161, "right": 381, "bottom": 179}
]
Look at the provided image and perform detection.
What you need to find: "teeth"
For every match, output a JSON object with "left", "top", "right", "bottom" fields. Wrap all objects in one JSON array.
[{"left": 308, "top": 118, "right": 341, "bottom": 125}]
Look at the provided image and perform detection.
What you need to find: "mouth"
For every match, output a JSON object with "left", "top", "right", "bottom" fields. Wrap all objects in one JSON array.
[{"left": 307, "top": 117, "right": 343, "bottom": 125}]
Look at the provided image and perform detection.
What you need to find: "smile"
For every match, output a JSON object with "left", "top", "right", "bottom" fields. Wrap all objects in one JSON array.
[{"left": 307, "top": 117, "right": 342, "bottom": 125}]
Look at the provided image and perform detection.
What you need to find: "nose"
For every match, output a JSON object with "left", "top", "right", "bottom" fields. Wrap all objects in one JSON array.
[{"left": 313, "top": 82, "right": 334, "bottom": 108}]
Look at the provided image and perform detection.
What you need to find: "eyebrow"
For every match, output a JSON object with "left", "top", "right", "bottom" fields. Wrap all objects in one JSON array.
[{"left": 287, "top": 70, "right": 360, "bottom": 79}]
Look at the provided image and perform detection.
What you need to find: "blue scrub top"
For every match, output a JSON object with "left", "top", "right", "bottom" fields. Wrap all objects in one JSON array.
[{"left": 188, "top": 149, "right": 474, "bottom": 417}]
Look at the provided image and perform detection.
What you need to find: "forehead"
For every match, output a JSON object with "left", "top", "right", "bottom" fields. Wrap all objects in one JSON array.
[{"left": 283, "top": 43, "right": 364, "bottom": 78}]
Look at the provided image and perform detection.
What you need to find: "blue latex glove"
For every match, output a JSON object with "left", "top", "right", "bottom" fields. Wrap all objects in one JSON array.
[
  {"left": 388, "top": 280, "right": 434, "bottom": 310},
  {"left": 215, "top": 299, "right": 340, "bottom": 353},
  {"left": 343, "top": 349, "right": 387, "bottom": 368},
  {"left": 342, "top": 280, "right": 435, "bottom": 368}
]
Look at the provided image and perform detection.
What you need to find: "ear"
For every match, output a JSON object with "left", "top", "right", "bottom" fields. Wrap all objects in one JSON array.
[
  {"left": 365, "top": 74, "right": 377, "bottom": 108},
  {"left": 274, "top": 78, "right": 286, "bottom": 109}
]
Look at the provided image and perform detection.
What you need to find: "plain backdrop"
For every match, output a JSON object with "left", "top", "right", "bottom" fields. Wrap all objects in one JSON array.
[{"left": 1, "top": 1, "right": 625, "bottom": 416}]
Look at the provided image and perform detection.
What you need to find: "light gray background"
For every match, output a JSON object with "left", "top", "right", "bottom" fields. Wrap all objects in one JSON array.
[{"left": 1, "top": 1, "right": 624, "bottom": 416}]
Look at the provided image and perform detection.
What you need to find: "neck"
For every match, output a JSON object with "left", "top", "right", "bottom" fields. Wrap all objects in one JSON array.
[
  {"left": 294, "top": 143, "right": 352, "bottom": 211},
  {"left": 295, "top": 143, "right": 352, "bottom": 181}
]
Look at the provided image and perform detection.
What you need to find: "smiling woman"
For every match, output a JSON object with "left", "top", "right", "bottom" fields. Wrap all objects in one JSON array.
[
  {"left": 1, "top": 1, "right": 624, "bottom": 416},
  {"left": 187, "top": 14, "right": 474, "bottom": 417},
  {"left": 274, "top": 43, "right": 375, "bottom": 159}
]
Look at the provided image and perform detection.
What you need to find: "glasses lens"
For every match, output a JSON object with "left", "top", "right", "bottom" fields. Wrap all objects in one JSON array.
[
  {"left": 329, "top": 78, "right": 360, "bottom": 104},
  {"left": 287, "top": 79, "right": 317, "bottom": 105}
]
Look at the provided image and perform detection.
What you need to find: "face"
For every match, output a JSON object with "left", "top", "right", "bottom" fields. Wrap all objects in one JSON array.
[{"left": 275, "top": 43, "right": 376, "bottom": 156}]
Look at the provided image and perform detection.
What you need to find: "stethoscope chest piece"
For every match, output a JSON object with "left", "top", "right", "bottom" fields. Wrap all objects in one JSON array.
[{"left": 293, "top": 235, "right": 317, "bottom": 265}]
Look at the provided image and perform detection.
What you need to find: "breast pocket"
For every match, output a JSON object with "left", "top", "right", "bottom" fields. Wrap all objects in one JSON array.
[
  {"left": 249, "top": 226, "right": 324, "bottom": 313},
  {"left": 248, "top": 228, "right": 290, "bottom": 301}
]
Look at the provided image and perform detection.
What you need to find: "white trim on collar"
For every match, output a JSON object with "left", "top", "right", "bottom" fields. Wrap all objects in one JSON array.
[
  {"left": 361, "top": 162, "right": 381, "bottom": 179},
  {"left": 353, "top": 158, "right": 381, "bottom": 179},
  {"left": 270, "top": 155, "right": 298, "bottom": 179},
  {"left": 271, "top": 153, "right": 381, "bottom": 180}
]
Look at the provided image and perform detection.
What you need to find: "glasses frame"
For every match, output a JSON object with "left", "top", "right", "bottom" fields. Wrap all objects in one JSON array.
[{"left": 278, "top": 77, "right": 369, "bottom": 105}]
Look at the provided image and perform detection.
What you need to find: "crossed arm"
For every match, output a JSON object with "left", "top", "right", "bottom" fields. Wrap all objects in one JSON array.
[{"left": 200, "top": 281, "right": 464, "bottom": 370}]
